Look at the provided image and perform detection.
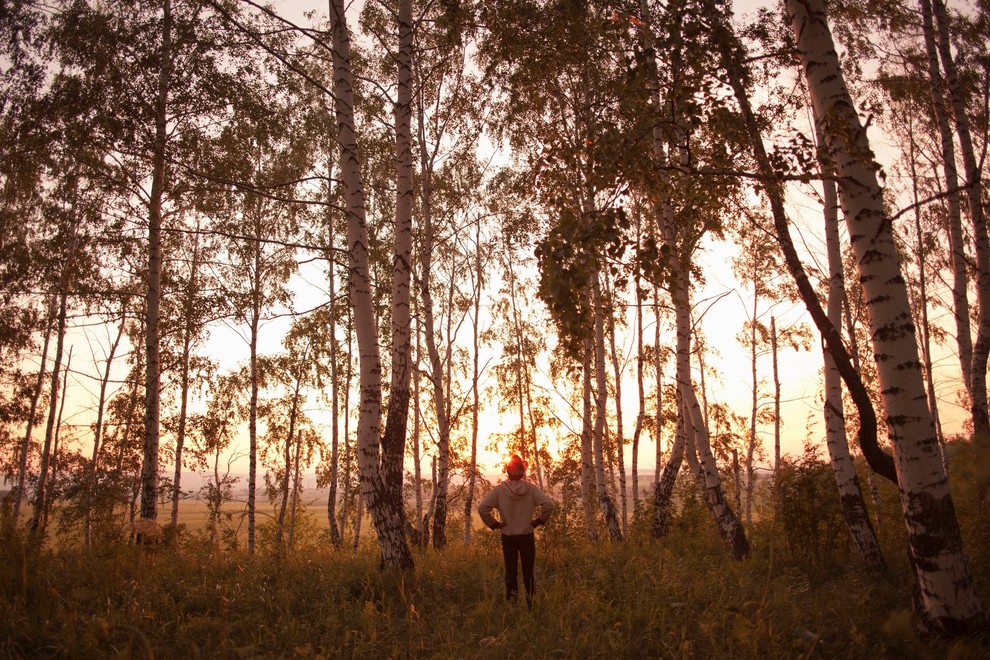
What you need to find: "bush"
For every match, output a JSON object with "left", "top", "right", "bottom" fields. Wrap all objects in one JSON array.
[{"left": 770, "top": 444, "right": 851, "bottom": 569}]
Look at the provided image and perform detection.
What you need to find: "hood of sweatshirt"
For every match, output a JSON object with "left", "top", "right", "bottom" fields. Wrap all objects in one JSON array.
[{"left": 504, "top": 480, "right": 531, "bottom": 498}]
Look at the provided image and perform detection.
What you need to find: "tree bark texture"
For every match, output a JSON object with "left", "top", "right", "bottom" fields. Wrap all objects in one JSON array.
[
  {"left": 821, "top": 135, "right": 885, "bottom": 570},
  {"left": 139, "top": 0, "right": 171, "bottom": 529},
  {"left": 788, "top": 0, "right": 985, "bottom": 633},
  {"left": 715, "top": 16, "right": 897, "bottom": 486},
  {"left": 593, "top": 277, "right": 623, "bottom": 541},
  {"left": 329, "top": 0, "right": 413, "bottom": 570},
  {"left": 928, "top": 0, "right": 990, "bottom": 433},
  {"left": 918, "top": 0, "right": 972, "bottom": 405},
  {"left": 581, "top": 338, "right": 599, "bottom": 540}
]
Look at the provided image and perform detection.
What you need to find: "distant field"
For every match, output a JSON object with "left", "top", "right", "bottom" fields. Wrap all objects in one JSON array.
[{"left": 173, "top": 496, "right": 333, "bottom": 533}]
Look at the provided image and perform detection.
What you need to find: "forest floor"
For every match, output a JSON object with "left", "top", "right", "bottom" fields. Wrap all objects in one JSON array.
[
  {"left": 2, "top": 504, "right": 989, "bottom": 659},
  {"left": 4, "top": 444, "right": 990, "bottom": 658}
]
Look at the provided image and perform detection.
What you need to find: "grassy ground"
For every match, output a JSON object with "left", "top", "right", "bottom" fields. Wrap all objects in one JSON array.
[
  {"left": 1, "top": 516, "right": 988, "bottom": 659},
  {"left": 4, "top": 443, "right": 989, "bottom": 658}
]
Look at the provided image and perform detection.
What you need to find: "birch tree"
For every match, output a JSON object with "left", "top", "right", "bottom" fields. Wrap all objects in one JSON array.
[
  {"left": 819, "top": 121, "right": 885, "bottom": 570},
  {"left": 926, "top": 0, "right": 990, "bottom": 433},
  {"left": 786, "top": 0, "right": 985, "bottom": 633},
  {"left": 329, "top": 0, "right": 413, "bottom": 569},
  {"left": 632, "top": 0, "right": 749, "bottom": 558}
]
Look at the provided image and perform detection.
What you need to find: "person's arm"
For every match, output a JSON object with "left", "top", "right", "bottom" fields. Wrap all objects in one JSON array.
[
  {"left": 530, "top": 486, "right": 555, "bottom": 526},
  {"left": 477, "top": 487, "right": 504, "bottom": 530}
]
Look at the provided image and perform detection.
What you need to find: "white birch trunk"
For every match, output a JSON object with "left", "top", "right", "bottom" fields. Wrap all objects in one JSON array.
[
  {"left": 415, "top": 58, "right": 452, "bottom": 550},
  {"left": 42, "top": 348, "right": 72, "bottom": 534},
  {"left": 632, "top": 210, "right": 646, "bottom": 513},
  {"left": 918, "top": 0, "right": 971, "bottom": 404},
  {"left": 464, "top": 221, "right": 483, "bottom": 545},
  {"left": 329, "top": 0, "right": 413, "bottom": 569},
  {"left": 907, "top": 135, "right": 947, "bottom": 460},
  {"left": 139, "top": 0, "right": 170, "bottom": 531},
  {"left": 288, "top": 429, "right": 302, "bottom": 550},
  {"left": 746, "top": 289, "right": 758, "bottom": 527},
  {"left": 246, "top": 219, "right": 261, "bottom": 555},
  {"left": 929, "top": 0, "right": 990, "bottom": 433},
  {"left": 788, "top": 0, "right": 985, "bottom": 632},
  {"left": 654, "top": 289, "right": 663, "bottom": 489},
  {"left": 771, "top": 316, "right": 780, "bottom": 472},
  {"left": 821, "top": 134, "right": 885, "bottom": 570},
  {"left": 652, "top": 404, "right": 683, "bottom": 539},
  {"left": 581, "top": 338, "right": 599, "bottom": 540},
  {"left": 606, "top": 278, "right": 628, "bottom": 534},
  {"left": 276, "top": 360, "right": 305, "bottom": 555},
  {"left": 593, "top": 277, "right": 623, "bottom": 541},
  {"left": 326, "top": 260, "right": 343, "bottom": 548},
  {"left": 683, "top": 378, "right": 750, "bottom": 559}
]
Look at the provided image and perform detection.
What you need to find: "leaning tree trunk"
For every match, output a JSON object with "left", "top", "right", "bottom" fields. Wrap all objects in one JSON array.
[
  {"left": 329, "top": 0, "right": 413, "bottom": 570},
  {"left": 139, "top": 0, "right": 171, "bottom": 532},
  {"left": 683, "top": 371, "right": 751, "bottom": 559},
  {"left": 710, "top": 0, "right": 886, "bottom": 567},
  {"left": 714, "top": 13, "right": 898, "bottom": 486},
  {"left": 820, "top": 125, "right": 885, "bottom": 570},
  {"left": 787, "top": 0, "right": 985, "bottom": 633}
]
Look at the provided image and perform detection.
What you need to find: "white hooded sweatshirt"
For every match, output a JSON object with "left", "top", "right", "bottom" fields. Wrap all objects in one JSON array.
[{"left": 478, "top": 479, "right": 554, "bottom": 536}]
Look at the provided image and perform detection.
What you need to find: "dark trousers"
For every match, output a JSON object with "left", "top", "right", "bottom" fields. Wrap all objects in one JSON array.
[{"left": 501, "top": 532, "right": 536, "bottom": 604}]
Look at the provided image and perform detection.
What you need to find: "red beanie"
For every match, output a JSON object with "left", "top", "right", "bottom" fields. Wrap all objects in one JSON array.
[{"left": 506, "top": 454, "right": 526, "bottom": 479}]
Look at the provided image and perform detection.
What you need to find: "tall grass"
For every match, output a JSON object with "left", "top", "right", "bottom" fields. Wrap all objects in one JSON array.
[
  {"left": 2, "top": 442, "right": 988, "bottom": 658},
  {"left": 1, "top": 516, "right": 986, "bottom": 658}
]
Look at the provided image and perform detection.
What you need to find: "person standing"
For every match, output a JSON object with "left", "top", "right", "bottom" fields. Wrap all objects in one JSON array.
[{"left": 478, "top": 454, "right": 554, "bottom": 606}]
